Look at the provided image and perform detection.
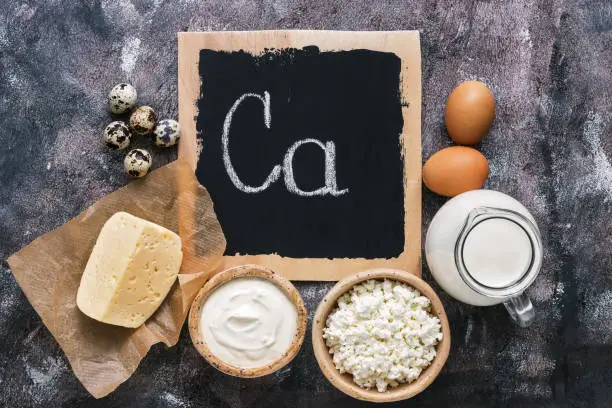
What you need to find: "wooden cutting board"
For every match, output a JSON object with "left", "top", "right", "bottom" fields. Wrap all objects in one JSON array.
[{"left": 178, "top": 30, "right": 421, "bottom": 281}]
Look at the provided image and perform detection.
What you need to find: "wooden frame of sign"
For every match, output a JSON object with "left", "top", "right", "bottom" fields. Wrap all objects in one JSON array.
[{"left": 178, "top": 30, "right": 421, "bottom": 281}]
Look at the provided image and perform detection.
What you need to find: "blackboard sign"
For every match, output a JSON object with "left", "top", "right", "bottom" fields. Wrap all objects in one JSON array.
[{"left": 178, "top": 31, "right": 421, "bottom": 281}]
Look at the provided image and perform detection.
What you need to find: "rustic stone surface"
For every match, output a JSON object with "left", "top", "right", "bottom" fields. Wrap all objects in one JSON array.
[{"left": 0, "top": 1, "right": 610, "bottom": 407}]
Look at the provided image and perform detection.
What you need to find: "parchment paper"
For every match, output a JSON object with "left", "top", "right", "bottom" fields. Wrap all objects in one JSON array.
[{"left": 7, "top": 160, "right": 226, "bottom": 398}]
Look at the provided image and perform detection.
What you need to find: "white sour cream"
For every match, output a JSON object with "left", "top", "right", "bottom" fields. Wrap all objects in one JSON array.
[{"left": 200, "top": 277, "right": 298, "bottom": 368}]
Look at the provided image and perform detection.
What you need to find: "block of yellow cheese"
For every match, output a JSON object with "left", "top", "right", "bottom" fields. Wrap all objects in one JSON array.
[{"left": 76, "top": 212, "right": 183, "bottom": 328}]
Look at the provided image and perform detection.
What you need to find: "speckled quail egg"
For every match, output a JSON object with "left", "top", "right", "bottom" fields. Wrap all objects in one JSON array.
[
  {"left": 108, "top": 83, "right": 137, "bottom": 115},
  {"left": 124, "top": 149, "right": 152, "bottom": 178},
  {"left": 102, "top": 121, "right": 132, "bottom": 150},
  {"left": 129, "top": 106, "right": 157, "bottom": 136},
  {"left": 153, "top": 119, "right": 180, "bottom": 147}
]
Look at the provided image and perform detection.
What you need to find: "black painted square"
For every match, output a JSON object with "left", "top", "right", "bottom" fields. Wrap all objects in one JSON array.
[{"left": 196, "top": 47, "right": 405, "bottom": 258}]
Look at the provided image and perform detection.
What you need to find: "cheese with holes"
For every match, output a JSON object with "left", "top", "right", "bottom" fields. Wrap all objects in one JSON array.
[{"left": 76, "top": 212, "right": 183, "bottom": 328}]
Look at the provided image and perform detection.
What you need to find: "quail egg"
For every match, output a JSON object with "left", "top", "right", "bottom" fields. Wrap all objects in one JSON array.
[
  {"left": 153, "top": 119, "right": 180, "bottom": 147},
  {"left": 124, "top": 148, "right": 152, "bottom": 178},
  {"left": 102, "top": 121, "right": 132, "bottom": 150},
  {"left": 130, "top": 106, "right": 157, "bottom": 136},
  {"left": 108, "top": 83, "right": 137, "bottom": 115}
]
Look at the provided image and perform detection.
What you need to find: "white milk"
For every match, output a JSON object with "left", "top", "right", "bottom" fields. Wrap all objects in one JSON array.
[
  {"left": 425, "top": 190, "right": 540, "bottom": 306},
  {"left": 462, "top": 218, "right": 533, "bottom": 289}
]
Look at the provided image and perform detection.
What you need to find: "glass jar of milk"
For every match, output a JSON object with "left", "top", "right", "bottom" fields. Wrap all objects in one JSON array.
[{"left": 425, "top": 190, "right": 543, "bottom": 327}]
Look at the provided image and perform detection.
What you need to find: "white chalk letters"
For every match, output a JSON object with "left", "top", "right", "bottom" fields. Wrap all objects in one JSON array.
[
  {"left": 222, "top": 92, "right": 281, "bottom": 193},
  {"left": 222, "top": 91, "right": 348, "bottom": 197}
]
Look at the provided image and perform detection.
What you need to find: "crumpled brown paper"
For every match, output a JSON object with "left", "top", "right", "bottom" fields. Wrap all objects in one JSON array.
[{"left": 8, "top": 160, "right": 226, "bottom": 398}]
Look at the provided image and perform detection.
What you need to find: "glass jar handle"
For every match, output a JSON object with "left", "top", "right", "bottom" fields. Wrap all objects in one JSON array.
[{"left": 503, "top": 292, "right": 535, "bottom": 327}]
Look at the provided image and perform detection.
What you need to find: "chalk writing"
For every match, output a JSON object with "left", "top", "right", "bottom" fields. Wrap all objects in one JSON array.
[
  {"left": 283, "top": 139, "right": 348, "bottom": 197},
  {"left": 222, "top": 91, "right": 348, "bottom": 197},
  {"left": 222, "top": 92, "right": 281, "bottom": 193}
]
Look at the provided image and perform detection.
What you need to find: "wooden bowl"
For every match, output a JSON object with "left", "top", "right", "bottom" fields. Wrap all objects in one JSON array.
[
  {"left": 189, "top": 264, "right": 307, "bottom": 378},
  {"left": 312, "top": 268, "right": 451, "bottom": 403}
]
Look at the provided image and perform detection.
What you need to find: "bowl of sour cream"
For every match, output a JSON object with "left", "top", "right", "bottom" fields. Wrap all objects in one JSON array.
[{"left": 189, "top": 264, "right": 307, "bottom": 377}]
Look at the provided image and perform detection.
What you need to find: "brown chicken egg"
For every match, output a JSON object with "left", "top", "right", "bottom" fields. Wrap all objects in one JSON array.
[
  {"left": 423, "top": 146, "right": 489, "bottom": 197},
  {"left": 445, "top": 81, "right": 495, "bottom": 145}
]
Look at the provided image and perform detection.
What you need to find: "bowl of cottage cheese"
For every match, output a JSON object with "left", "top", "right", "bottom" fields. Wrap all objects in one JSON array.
[{"left": 312, "top": 269, "right": 451, "bottom": 402}]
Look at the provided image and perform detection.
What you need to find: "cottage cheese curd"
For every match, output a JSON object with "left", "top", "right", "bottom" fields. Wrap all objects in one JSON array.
[{"left": 323, "top": 279, "right": 443, "bottom": 392}]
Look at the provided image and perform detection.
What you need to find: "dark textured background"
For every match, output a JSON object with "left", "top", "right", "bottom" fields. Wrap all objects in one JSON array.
[{"left": 0, "top": 1, "right": 610, "bottom": 407}]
